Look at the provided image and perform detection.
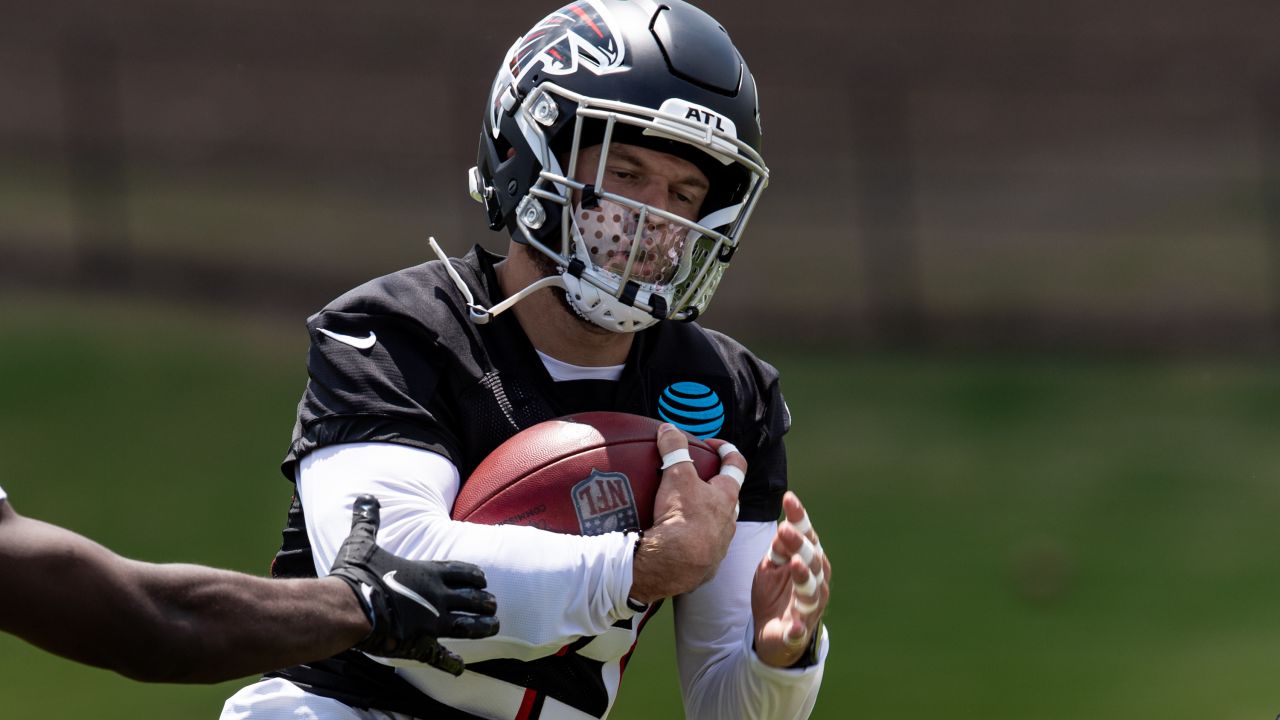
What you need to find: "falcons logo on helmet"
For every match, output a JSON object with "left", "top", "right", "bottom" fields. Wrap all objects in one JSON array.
[{"left": 510, "top": 0, "right": 626, "bottom": 81}]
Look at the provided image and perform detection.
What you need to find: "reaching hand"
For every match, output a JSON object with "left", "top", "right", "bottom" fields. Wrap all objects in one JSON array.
[
  {"left": 751, "top": 491, "right": 830, "bottom": 668},
  {"left": 328, "top": 495, "right": 499, "bottom": 675}
]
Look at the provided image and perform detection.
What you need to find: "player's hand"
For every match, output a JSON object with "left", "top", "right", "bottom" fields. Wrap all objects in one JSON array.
[
  {"left": 751, "top": 491, "right": 830, "bottom": 668},
  {"left": 328, "top": 495, "right": 499, "bottom": 674},
  {"left": 630, "top": 424, "right": 743, "bottom": 604}
]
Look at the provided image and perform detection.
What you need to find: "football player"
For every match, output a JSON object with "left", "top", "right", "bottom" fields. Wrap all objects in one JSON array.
[
  {"left": 0, "top": 486, "right": 497, "bottom": 682},
  {"left": 222, "top": 1, "right": 831, "bottom": 718}
]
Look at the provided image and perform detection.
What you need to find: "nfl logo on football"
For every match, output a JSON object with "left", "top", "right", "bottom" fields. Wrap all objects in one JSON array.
[{"left": 572, "top": 470, "right": 639, "bottom": 536}]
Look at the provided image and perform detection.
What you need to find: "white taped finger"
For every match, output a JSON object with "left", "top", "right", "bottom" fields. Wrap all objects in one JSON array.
[
  {"left": 785, "top": 625, "right": 809, "bottom": 647},
  {"left": 814, "top": 567, "right": 825, "bottom": 587},
  {"left": 815, "top": 541, "right": 825, "bottom": 561},
  {"left": 795, "top": 595, "right": 821, "bottom": 614},
  {"left": 734, "top": 502, "right": 740, "bottom": 520},
  {"left": 716, "top": 442, "right": 740, "bottom": 459},
  {"left": 793, "top": 536, "right": 816, "bottom": 565},
  {"left": 791, "top": 511, "right": 812, "bottom": 536},
  {"left": 793, "top": 569, "right": 818, "bottom": 598},
  {"left": 720, "top": 464, "right": 746, "bottom": 488},
  {"left": 660, "top": 448, "right": 692, "bottom": 470},
  {"left": 768, "top": 550, "right": 788, "bottom": 566}
]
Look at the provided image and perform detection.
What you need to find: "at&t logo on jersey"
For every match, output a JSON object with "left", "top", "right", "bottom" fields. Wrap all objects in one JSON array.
[
  {"left": 658, "top": 381, "right": 725, "bottom": 439},
  {"left": 572, "top": 470, "right": 639, "bottom": 535}
]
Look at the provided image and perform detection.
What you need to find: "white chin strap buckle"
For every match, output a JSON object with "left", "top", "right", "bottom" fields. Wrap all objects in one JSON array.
[{"left": 561, "top": 271, "right": 661, "bottom": 334}]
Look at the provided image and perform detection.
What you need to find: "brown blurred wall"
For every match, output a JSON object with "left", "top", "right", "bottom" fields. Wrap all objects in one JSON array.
[{"left": 3, "top": 0, "right": 1279, "bottom": 351}]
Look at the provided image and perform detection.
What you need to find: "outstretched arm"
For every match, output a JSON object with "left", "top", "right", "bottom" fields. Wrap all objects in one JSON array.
[{"left": 0, "top": 496, "right": 497, "bottom": 683}]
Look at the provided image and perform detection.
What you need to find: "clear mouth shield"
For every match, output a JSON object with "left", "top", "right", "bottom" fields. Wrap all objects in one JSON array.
[
  {"left": 574, "top": 199, "right": 690, "bottom": 288},
  {"left": 513, "top": 83, "right": 769, "bottom": 327}
]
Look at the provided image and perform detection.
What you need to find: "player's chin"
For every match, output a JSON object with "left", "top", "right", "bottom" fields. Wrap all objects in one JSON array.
[{"left": 559, "top": 292, "right": 616, "bottom": 336}]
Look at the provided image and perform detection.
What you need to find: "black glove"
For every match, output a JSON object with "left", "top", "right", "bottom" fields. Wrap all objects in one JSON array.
[{"left": 328, "top": 495, "right": 499, "bottom": 674}]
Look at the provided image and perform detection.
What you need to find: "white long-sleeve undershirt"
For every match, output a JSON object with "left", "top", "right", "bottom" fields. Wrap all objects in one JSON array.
[
  {"left": 297, "top": 441, "right": 826, "bottom": 719},
  {"left": 675, "top": 521, "right": 828, "bottom": 719},
  {"left": 298, "top": 442, "right": 638, "bottom": 662}
]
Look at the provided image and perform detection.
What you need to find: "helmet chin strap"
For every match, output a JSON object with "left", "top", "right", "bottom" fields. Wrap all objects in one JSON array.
[
  {"left": 429, "top": 236, "right": 668, "bottom": 333},
  {"left": 427, "top": 236, "right": 565, "bottom": 325}
]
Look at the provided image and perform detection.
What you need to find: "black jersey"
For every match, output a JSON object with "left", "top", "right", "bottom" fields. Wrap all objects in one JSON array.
[{"left": 267, "top": 246, "right": 790, "bottom": 718}]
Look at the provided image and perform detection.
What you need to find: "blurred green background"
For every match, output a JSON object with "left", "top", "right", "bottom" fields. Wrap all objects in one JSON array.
[
  {"left": 3, "top": 0, "right": 1280, "bottom": 718},
  {"left": 2, "top": 297, "right": 1277, "bottom": 718}
]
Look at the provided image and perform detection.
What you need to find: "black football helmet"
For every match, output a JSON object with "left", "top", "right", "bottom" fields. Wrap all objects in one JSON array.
[{"left": 467, "top": 0, "right": 769, "bottom": 332}]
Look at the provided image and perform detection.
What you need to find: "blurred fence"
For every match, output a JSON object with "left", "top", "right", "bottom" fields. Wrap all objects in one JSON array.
[{"left": 2, "top": 0, "right": 1279, "bottom": 351}]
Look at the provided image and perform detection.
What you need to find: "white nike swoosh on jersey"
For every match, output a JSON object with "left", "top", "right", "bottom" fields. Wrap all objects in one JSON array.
[
  {"left": 317, "top": 327, "right": 377, "bottom": 349},
  {"left": 383, "top": 570, "right": 440, "bottom": 617}
]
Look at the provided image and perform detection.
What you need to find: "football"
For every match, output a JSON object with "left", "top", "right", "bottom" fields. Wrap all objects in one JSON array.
[{"left": 452, "top": 412, "right": 720, "bottom": 535}]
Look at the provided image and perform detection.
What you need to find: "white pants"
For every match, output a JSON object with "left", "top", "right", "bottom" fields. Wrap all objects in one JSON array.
[{"left": 220, "top": 678, "right": 418, "bottom": 720}]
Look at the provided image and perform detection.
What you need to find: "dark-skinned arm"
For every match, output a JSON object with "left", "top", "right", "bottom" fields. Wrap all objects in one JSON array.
[{"left": 0, "top": 496, "right": 497, "bottom": 683}]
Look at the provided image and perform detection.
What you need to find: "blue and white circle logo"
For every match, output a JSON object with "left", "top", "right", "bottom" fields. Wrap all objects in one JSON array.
[{"left": 658, "top": 382, "right": 724, "bottom": 439}]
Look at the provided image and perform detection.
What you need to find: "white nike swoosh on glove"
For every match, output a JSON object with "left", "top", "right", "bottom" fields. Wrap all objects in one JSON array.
[
  {"left": 318, "top": 328, "right": 377, "bottom": 349},
  {"left": 383, "top": 570, "right": 441, "bottom": 617}
]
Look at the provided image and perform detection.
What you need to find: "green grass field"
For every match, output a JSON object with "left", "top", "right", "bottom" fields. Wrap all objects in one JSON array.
[{"left": 2, "top": 293, "right": 1278, "bottom": 719}]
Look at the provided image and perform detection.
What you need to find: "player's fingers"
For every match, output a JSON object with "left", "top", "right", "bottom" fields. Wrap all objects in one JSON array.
[
  {"left": 790, "top": 559, "right": 822, "bottom": 615},
  {"left": 705, "top": 439, "right": 748, "bottom": 491},
  {"left": 348, "top": 494, "right": 381, "bottom": 538},
  {"left": 655, "top": 423, "right": 695, "bottom": 475},
  {"left": 790, "top": 561, "right": 822, "bottom": 598},
  {"left": 780, "top": 491, "right": 825, "bottom": 567},
  {"left": 782, "top": 491, "right": 814, "bottom": 536},
  {"left": 705, "top": 471, "right": 742, "bottom": 503},
  {"left": 793, "top": 594, "right": 823, "bottom": 616},
  {"left": 766, "top": 521, "right": 805, "bottom": 566},
  {"left": 700, "top": 470, "right": 742, "bottom": 524},
  {"left": 784, "top": 622, "right": 810, "bottom": 649},
  {"left": 425, "top": 643, "right": 467, "bottom": 676},
  {"left": 448, "top": 613, "right": 501, "bottom": 640},
  {"left": 448, "top": 587, "right": 498, "bottom": 616},
  {"left": 437, "top": 560, "right": 489, "bottom": 589}
]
